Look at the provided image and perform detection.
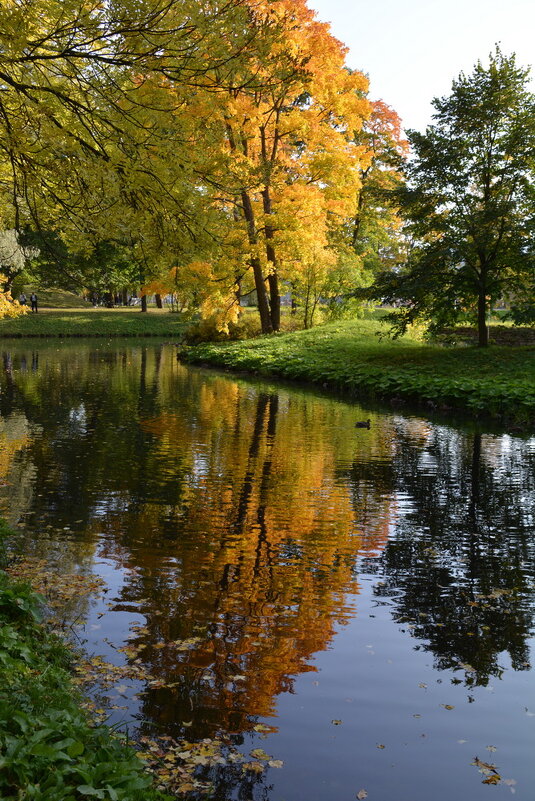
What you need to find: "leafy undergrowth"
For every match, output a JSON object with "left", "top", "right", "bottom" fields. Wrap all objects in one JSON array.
[
  {"left": 0, "top": 309, "right": 188, "bottom": 337},
  {"left": 179, "top": 320, "right": 535, "bottom": 426},
  {"left": 0, "top": 522, "right": 171, "bottom": 800},
  {"left": 0, "top": 523, "right": 282, "bottom": 799}
]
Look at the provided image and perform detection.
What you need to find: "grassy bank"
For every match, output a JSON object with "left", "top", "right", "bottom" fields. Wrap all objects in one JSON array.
[
  {"left": 0, "top": 308, "right": 187, "bottom": 338},
  {"left": 180, "top": 319, "right": 535, "bottom": 426},
  {"left": 0, "top": 521, "right": 170, "bottom": 801}
]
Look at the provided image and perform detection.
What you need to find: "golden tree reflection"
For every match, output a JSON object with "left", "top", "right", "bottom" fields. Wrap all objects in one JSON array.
[{"left": 0, "top": 343, "right": 394, "bottom": 738}]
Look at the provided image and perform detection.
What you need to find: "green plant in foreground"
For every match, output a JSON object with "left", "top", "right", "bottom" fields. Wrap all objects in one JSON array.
[{"left": 0, "top": 528, "right": 170, "bottom": 801}]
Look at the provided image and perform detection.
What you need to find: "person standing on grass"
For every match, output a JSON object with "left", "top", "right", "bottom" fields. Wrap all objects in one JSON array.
[
  {"left": 19, "top": 292, "right": 27, "bottom": 305},
  {"left": 30, "top": 292, "right": 38, "bottom": 312}
]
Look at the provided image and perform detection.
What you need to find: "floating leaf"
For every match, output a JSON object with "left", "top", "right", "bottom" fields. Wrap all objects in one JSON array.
[
  {"left": 356, "top": 790, "right": 368, "bottom": 800},
  {"left": 250, "top": 748, "right": 270, "bottom": 761},
  {"left": 483, "top": 774, "right": 501, "bottom": 785}
]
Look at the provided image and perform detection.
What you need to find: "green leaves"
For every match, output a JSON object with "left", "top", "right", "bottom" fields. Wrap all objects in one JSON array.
[
  {"left": 0, "top": 557, "right": 169, "bottom": 801},
  {"left": 182, "top": 319, "right": 535, "bottom": 424}
]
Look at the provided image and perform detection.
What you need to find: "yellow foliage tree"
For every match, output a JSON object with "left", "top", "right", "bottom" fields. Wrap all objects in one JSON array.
[{"left": 0, "top": 275, "right": 26, "bottom": 319}]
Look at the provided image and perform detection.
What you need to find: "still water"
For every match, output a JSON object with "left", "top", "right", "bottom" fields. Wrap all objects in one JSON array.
[{"left": 1, "top": 342, "right": 534, "bottom": 800}]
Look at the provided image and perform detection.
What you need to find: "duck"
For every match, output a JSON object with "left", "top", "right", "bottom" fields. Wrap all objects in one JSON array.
[{"left": 355, "top": 419, "right": 371, "bottom": 429}]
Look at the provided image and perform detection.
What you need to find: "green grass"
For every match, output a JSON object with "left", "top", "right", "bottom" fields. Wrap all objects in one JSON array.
[
  {"left": 180, "top": 319, "right": 535, "bottom": 425},
  {"left": 0, "top": 308, "right": 187, "bottom": 338},
  {"left": 0, "top": 521, "right": 170, "bottom": 801},
  {"left": 22, "top": 287, "right": 93, "bottom": 309}
]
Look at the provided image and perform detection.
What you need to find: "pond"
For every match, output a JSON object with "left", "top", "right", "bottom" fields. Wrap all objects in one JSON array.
[{"left": 1, "top": 341, "right": 534, "bottom": 800}]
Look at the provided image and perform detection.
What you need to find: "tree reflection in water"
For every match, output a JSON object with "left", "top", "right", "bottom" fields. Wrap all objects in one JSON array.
[
  {"left": 0, "top": 343, "right": 534, "bottom": 800},
  {"left": 347, "top": 424, "right": 535, "bottom": 684}
]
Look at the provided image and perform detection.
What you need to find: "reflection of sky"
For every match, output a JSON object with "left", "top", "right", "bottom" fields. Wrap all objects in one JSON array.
[
  {"left": 81, "top": 558, "right": 146, "bottom": 730},
  {"left": 68, "top": 404, "right": 87, "bottom": 433}
]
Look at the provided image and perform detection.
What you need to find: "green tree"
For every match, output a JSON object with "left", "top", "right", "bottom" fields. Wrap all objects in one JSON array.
[{"left": 368, "top": 48, "right": 535, "bottom": 347}]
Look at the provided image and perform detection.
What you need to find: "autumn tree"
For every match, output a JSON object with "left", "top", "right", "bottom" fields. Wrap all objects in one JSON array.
[
  {"left": 366, "top": 49, "right": 535, "bottom": 346},
  {"left": 202, "top": 0, "right": 370, "bottom": 333},
  {"left": 0, "top": 0, "right": 263, "bottom": 296}
]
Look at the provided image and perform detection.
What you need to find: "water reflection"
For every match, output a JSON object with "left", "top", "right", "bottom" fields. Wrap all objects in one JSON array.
[
  {"left": 1, "top": 342, "right": 534, "bottom": 800},
  {"left": 351, "top": 425, "right": 535, "bottom": 683}
]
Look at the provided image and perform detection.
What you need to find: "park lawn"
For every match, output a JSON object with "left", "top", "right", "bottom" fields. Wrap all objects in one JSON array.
[
  {"left": 0, "top": 307, "right": 187, "bottom": 337},
  {"left": 180, "top": 319, "right": 535, "bottom": 425},
  {"left": 21, "top": 287, "right": 93, "bottom": 309}
]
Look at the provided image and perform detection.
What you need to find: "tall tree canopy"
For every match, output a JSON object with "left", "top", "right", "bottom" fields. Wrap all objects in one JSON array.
[
  {"left": 367, "top": 48, "right": 535, "bottom": 346},
  {"left": 0, "top": 0, "right": 391, "bottom": 328}
]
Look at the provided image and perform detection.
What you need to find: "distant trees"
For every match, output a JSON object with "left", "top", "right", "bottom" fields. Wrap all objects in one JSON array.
[{"left": 367, "top": 48, "right": 535, "bottom": 346}]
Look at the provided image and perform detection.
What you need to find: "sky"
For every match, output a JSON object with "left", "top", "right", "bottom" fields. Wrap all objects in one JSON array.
[{"left": 308, "top": 0, "right": 535, "bottom": 132}]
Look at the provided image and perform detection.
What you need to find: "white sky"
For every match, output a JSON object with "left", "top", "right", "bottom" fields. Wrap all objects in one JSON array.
[{"left": 308, "top": 0, "right": 535, "bottom": 132}]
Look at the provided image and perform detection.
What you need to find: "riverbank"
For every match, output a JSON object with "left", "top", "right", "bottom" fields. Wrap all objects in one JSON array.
[
  {"left": 0, "top": 308, "right": 187, "bottom": 338},
  {"left": 179, "top": 320, "right": 535, "bottom": 426},
  {"left": 0, "top": 521, "right": 171, "bottom": 801}
]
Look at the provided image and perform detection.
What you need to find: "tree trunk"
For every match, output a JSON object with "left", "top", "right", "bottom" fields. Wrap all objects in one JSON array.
[
  {"left": 226, "top": 121, "right": 272, "bottom": 333},
  {"left": 122, "top": 289, "right": 128, "bottom": 306},
  {"left": 141, "top": 294, "right": 147, "bottom": 313},
  {"left": 241, "top": 190, "right": 272, "bottom": 334},
  {"left": 477, "top": 289, "right": 489, "bottom": 347},
  {"left": 261, "top": 188, "right": 280, "bottom": 331},
  {"left": 267, "top": 265, "right": 280, "bottom": 331},
  {"left": 155, "top": 293, "right": 163, "bottom": 309}
]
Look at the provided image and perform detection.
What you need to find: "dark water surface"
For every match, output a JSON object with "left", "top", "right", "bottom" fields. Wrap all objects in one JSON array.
[{"left": 1, "top": 342, "right": 534, "bottom": 800}]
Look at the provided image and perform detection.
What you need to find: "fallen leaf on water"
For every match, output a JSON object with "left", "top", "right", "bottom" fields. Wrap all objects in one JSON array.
[
  {"left": 441, "top": 704, "right": 455, "bottom": 710},
  {"left": 331, "top": 719, "right": 342, "bottom": 725},
  {"left": 486, "top": 745, "right": 497, "bottom": 752},
  {"left": 459, "top": 663, "right": 476, "bottom": 672},
  {"left": 483, "top": 774, "right": 501, "bottom": 785},
  {"left": 268, "top": 760, "right": 284, "bottom": 768},
  {"left": 250, "top": 748, "right": 270, "bottom": 761},
  {"left": 418, "top": 683, "right": 427, "bottom": 689},
  {"left": 242, "top": 761, "right": 264, "bottom": 774},
  {"left": 356, "top": 790, "right": 368, "bottom": 800},
  {"left": 376, "top": 744, "right": 385, "bottom": 749}
]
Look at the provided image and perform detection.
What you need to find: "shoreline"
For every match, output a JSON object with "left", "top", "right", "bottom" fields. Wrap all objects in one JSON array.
[
  {"left": 177, "top": 328, "right": 535, "bottom": 430},
  {"left": 1, "top": 315, "right": 534, "bottom": 429}
]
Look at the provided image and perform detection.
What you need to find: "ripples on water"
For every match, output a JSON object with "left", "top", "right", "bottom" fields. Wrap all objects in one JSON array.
[{"left": 1, "top": 342, "right": 534, "bottom": 800}]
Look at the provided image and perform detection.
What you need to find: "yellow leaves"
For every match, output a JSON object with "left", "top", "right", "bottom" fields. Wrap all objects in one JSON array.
[
  {"left": 250, "top": 747, "right": 271, "bottom": 760},
  {"left": 472, "top": 756, "right": 502, "bottom": 784},
  {"left": 0, "top": 286, "right": 27, "bottom": 320}
]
